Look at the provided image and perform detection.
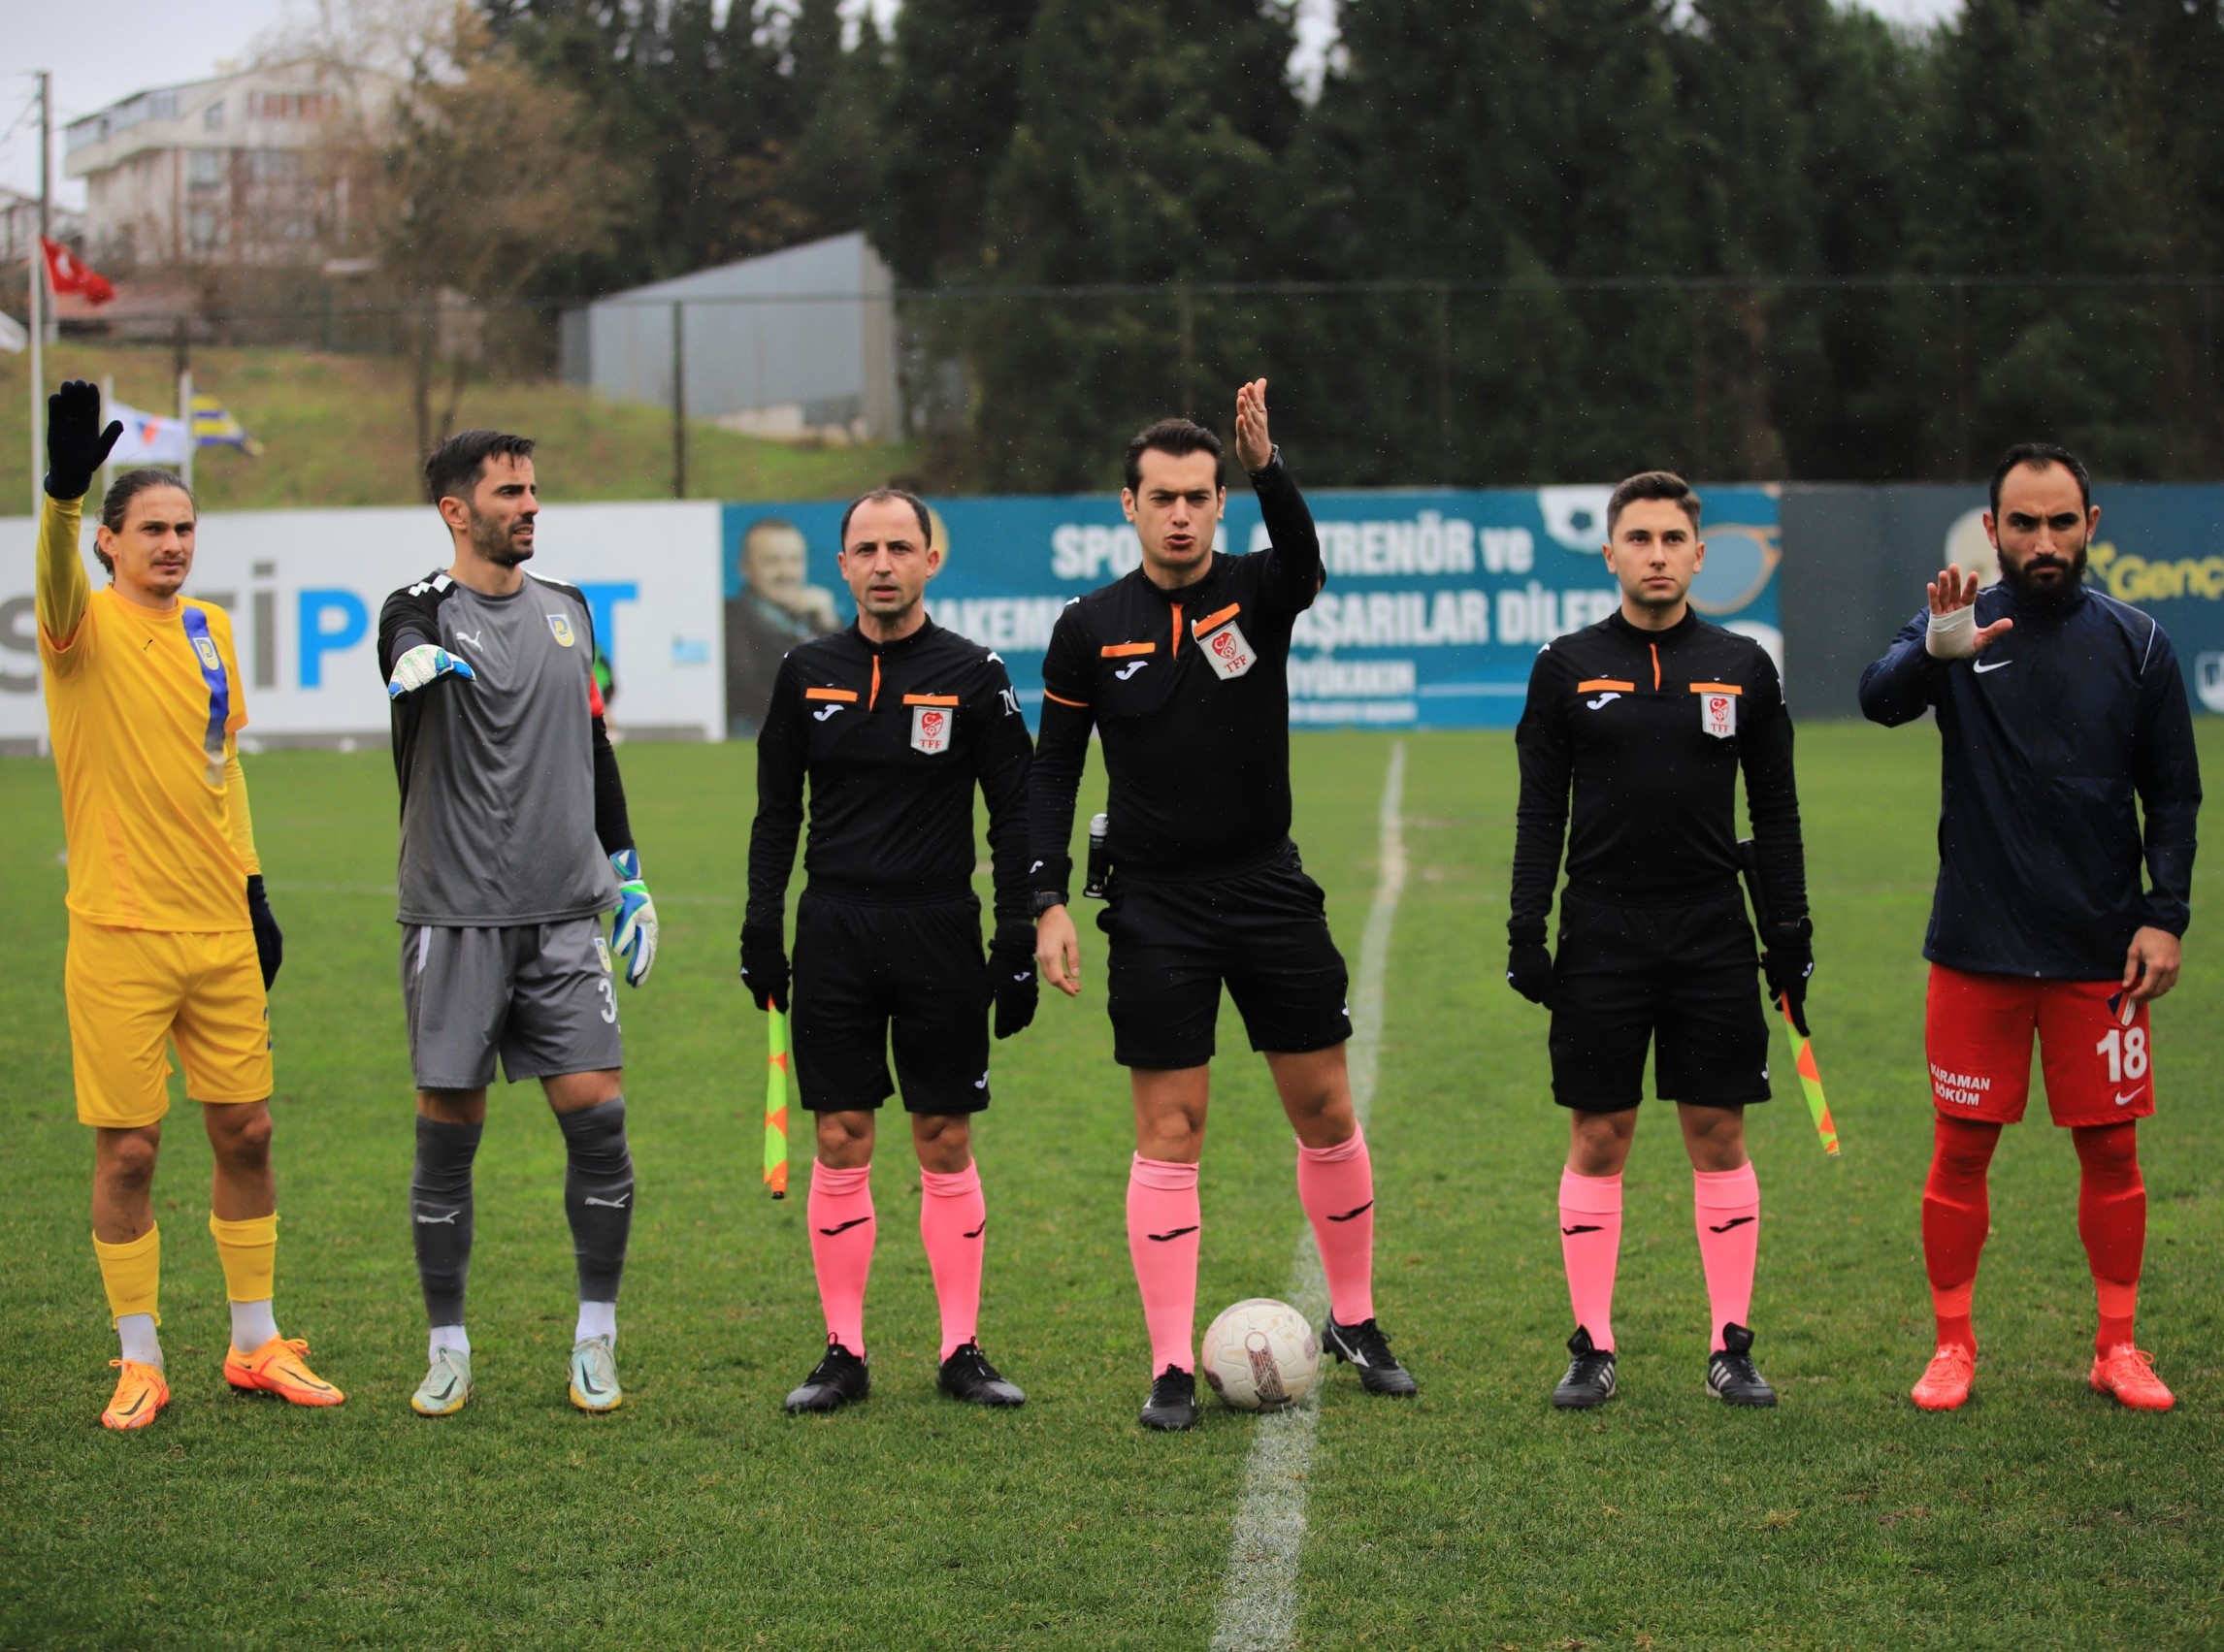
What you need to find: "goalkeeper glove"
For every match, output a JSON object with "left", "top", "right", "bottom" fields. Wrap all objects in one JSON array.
[
  {"left": 387, "top": 643, "right": 476, "bottom": 698},
  {"left": 1505, "top": 941, "right": 1554, "bottom": 1007},
  {"left": 245, "top": 875, "right": 283, "bottom": 990},
  {"left": 45, "top": 380, "right": 123, "bottom": 502},
  {"left": 740, "top": 917, "right": 789, "bottom": 1013},
  {"left": 608, "top": 848, "right": 658, "bottom": 987},
  {"left": 984, "top": 922, "right": 1039, "bottom": 1040},
  {"left": 1760, "top": 920, "right": 1815, "bottom": 1038}
]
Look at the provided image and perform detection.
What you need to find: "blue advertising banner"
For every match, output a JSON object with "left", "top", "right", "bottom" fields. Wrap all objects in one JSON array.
[
  {"left": 719, "top": 486, "right": 1782, "bottom": 734},
  {"left": 2077, "top": 487, "right": 2224, "bottom": 718}
]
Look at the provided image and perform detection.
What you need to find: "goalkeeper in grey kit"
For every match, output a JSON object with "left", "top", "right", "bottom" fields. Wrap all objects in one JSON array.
[{"left": 377, "top": 430, "right": 661, "bottom": 1418}]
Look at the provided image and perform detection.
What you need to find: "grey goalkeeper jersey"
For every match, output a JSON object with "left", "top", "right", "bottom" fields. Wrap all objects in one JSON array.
[{"left": 377, "top": 568, "right": 618, "bottom": 926}]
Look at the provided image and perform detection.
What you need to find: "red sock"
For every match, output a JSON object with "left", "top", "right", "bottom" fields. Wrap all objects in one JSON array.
[
  {"left": 1127, "top": 1154, "right": 1200, "bottom": 1375},
  {"left": 806, "top": 1160, "right": 874, "bottom": 1355},
  {"left": 1558, "top": 1168, "right": 1623, "bottom": 1351},
  {"left": 2073, "top": 1122, "right": 2145, "bottom": 1353},
  {"left": 1693, "top": 1163, "right": 1760, "bottom": 1351},
  {"left": 1296, "top": 1128, "right": 1375, "bottom": 1325},
  {"left": 1922, "top": 1115, "right": 1999, "bottom": 1351},
  {"left": 919, "top": 1160, "right": 987, "bottom": 1360}
]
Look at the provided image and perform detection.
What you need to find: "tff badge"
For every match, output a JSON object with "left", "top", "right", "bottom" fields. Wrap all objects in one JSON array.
[
  {"left": 1699, "top": 687, "right": 1738, "bottom": 739},
  {"left": 1199, "top": 619, "right": 1256, "bottom": 681},
  {"left": 910, "top": 700, "right": 954, "bottom": 754}
]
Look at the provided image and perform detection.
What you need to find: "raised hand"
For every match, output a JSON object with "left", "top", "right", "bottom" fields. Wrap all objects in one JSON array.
[
  {"left": 1233, "top": 378, "right": 1273, "bottom": 472},
  {"left": 45, "top": 379, "right": 125, "bottom": 502},
  {"left": 1924, "top": 565, "right": 2013, "bottom": 660}
]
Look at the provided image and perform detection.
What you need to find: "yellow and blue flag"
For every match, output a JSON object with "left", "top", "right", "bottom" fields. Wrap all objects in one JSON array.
[{"left": 190, "top": 394, "right": 264, "bottom": 457}]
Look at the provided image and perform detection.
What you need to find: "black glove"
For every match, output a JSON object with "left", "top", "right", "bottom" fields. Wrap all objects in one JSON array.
[
  {"left": 1760, "top": 921, "right": 1814, "bottom": 1038},
  {"left": 739, "top": 918, "right": 789, "bottom": 1013},
  {"left": 985, "top": 923, "right": 1038, "bottom": 1040},
  {"left": 245, "top": 875, "right": 283, "bottom": 990},
  {"left": 46, "top": 380, "right": 124, "bottom": 502},
  {"left": 1506, "top": 941, "right": 1554, "bottom": 1006}
]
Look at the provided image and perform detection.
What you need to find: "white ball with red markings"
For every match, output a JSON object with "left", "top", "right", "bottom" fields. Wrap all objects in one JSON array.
[{"left": 1200, "top": 1298, "right": 1320, "bottom": 1411}]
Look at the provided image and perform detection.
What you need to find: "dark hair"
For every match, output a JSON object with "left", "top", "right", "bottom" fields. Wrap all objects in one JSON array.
[
  {"left": 94, "top": 468, "right": 197, "bottom": 574},
  {"left": 425, "top": 429, "right": 535, "bottom": 508},
  {"left": 1988, "top": 442, "right": 2091, "bottom": 517},
  {"left": 837, "top": 487, "right": 933, "bottom": 551},
  {"left": 1124, "top": 418, "right": 1225, "bottom": 493},
  {"left": 1606, "top": 470, "right": 1702, "bottom": 534}
]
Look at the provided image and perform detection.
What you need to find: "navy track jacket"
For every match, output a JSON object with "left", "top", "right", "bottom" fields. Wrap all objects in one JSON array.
[{"left": 1858, "top": 582, "right": 2202, "bottom": 980}]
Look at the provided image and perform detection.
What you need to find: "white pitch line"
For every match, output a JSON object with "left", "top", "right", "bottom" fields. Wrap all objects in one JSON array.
[{"left": 1210, "top": 739, "right": 1408, "bottom": 1652}]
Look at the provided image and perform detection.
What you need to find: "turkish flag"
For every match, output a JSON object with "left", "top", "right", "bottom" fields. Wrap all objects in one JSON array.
[{"left": 41, "top": 238, "right": 116, "bottom": 307}]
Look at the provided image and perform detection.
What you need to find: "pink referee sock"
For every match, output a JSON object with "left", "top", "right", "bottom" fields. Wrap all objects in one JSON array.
[
  {"left": 1127, "top": 1155, "right": 1201, "bottom": 1375},
  {"left": 920, "top": 1160, "right": 988, "bottom": 1360},
  {"left": 807, "top": 1159, "right": 875, "bottom": 1355},
  {"left": 1296, "top": 1129, "right": 1376, "bottom": 1325},
  {"left": 1558, "top": 1168, "right": 1623, "bottom": 1351},
  {"left": 1693, "top": 1162, "right": 1760, "bottom": 1351}
]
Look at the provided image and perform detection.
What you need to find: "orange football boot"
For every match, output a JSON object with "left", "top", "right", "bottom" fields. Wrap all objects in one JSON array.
[
  {"left": 1911, "top": 1344, "right": 1976, "bottom": 1411},
  {"left": 102, "top": 1359, "right": 171, "bottom": 1430},
  {"left": 224, "top": 1336, "right": 345, "bottom": 1407},
  {"left": 2089, "top": 1344, "right": 2174, "bottom": 1411}
]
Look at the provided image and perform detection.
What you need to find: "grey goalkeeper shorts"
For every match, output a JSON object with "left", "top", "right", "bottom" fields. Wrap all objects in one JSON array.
[{"left": 401, "top": 919, "right": 623, "bottom": 1089}]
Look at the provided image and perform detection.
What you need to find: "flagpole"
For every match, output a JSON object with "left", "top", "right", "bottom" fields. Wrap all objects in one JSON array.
[
  {"left": 29, "top": 70, "right": 49, "bottom": 517},
  {"left": 179, "top": 366, "right": 194, "bottom": 491}
]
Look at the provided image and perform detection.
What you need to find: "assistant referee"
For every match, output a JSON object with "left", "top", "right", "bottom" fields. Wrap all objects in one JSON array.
[
  {"left": 1031, "top": 380, "right": 1416, "bottom": 1431},
  {"left": 1508, "top": 470, "right": 1811, "bottom": 1410}
]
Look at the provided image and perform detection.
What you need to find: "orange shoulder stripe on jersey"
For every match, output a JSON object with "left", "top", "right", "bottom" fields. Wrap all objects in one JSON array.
[
  {"left": 1577, "top": 679, "right": 1636, "bottom": 693},
  {"left": 902, "top": 694, "right": 961, "bottom": 706},
  {"left": 1101, "top": 641, "right": 1157, "bottom": 658},
  {"left": 804, "top": 687, "right": 860, "bottom": 702},
  {"left": 1192, "top": 602, "right": 1240, "bottom": 634},
  {"left": 1688, "top": 681, "right": 1743, "bottom": 696},
  {"left": 1043, "top": 689, "right": 1091, "bottom": 708}
]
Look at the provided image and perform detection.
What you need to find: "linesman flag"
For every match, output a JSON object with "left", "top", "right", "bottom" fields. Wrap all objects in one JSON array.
[{"left": 40, "top": 238, "right": 116, "bottom": 307}]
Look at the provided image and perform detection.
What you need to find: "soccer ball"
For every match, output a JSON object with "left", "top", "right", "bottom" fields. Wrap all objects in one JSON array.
[{"left": 1200, "top": 1298, "right": 1321, "bottom": 1411}]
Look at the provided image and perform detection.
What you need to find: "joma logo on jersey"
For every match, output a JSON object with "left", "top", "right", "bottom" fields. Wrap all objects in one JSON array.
[{"left": 547, "top": 614, "right": 576, "bottom": 648}]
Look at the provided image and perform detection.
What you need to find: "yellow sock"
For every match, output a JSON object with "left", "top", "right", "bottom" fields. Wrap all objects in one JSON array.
[
  {"left": 92, "top": 1225, "right": 161, "bottom": 1326},
  {"left": 209, "top": 1212, "right": 279, "bottom": 1304}
]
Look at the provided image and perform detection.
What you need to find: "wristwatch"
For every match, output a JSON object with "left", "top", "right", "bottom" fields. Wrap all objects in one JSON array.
[
  {"left": 1030, "top": 891, "right": 1068, "bottom": 919},
  {"left": 1247, "top": 444, "right": 1283, "bottom": 483}
]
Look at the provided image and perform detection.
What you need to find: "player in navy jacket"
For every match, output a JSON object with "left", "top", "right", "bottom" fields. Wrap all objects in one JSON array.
[{"left": 1860, "top": 441, "right": 2202, "bottom": 1412}]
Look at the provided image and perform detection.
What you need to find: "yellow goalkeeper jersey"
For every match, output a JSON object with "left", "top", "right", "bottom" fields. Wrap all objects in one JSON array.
[{"left": 37, "top": 494, "right": 258, "bottom": 932}]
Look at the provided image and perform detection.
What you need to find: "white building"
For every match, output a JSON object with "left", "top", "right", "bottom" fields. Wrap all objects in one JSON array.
[
  {"left": 62, "top": 64, "right": 387, "bottom": 269},
  {"left": 563, "top": 234, "right": 902, "bottom": 442},
  {"left": 0, "top": 188, "right": 86, "bottom": 272}
]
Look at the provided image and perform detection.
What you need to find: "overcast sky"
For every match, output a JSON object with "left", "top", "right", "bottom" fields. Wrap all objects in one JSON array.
[{"left": 0, "top": 0, "right": 1965, "bottom": 211}]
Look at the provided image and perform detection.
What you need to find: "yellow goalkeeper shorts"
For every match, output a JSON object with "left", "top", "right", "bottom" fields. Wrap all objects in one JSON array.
[{"left": 66, "top": 919, "right": 272, "bottom": 1128}]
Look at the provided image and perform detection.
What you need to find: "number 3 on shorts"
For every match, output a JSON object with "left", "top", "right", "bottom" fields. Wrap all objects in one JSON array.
[
  {"left": 597, "top": 978, "right": 617, "bottom": 1024},
  {"left": 2095, "top": 1025, "right": 2147, "bottom": 1085}
]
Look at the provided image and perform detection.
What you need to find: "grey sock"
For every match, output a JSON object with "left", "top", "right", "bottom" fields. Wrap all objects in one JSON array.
[
  {"left": 411, "top": 1115, "right": 482, "bottom": 1327},
  {"left": 558, "top": 1097, "right": 634, "bottom": 1305}
]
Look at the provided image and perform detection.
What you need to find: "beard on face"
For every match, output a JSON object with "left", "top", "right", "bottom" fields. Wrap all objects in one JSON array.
[
  {"left": 1997, "top": 535, "right": 2087, "bottom": 607},
  {"left": 471, "top": 507, "right": 533, "bottom": 567}
]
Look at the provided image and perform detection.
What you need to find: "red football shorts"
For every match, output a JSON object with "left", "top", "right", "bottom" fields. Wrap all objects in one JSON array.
[{"left": 1925, "top": 963, "right": 2156, "bottom": 1128}]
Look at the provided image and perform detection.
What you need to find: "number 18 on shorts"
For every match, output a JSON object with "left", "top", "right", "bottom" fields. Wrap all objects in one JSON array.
[{"left": 1924, "top": 963, "right": 2155, "bottom": 1128}]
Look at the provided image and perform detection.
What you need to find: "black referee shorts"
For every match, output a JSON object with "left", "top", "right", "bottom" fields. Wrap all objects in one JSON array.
[
  {"left": 1096, "top": 842, "right": 1353, "bottom": 1070},
  {"left": 1548, "top": 887, "right": 1771, "bottom": 1112},
  {"left": 791, "top": 891, "right": 990, "bottom": 1115}
]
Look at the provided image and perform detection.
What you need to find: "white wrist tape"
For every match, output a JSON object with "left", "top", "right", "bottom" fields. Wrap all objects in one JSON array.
[{"left": 1926, "top": 604, "right": 1977, "bottom": 660}]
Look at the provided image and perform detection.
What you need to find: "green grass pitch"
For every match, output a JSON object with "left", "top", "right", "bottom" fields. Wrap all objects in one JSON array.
[{"left": 2, "top": 723, "right": 2219, "bottom": 1648}]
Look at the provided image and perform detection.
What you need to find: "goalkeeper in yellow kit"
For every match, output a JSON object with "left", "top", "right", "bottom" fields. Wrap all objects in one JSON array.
[{"left": 37, "top": 381, "right": 342, "bottom": 1429}]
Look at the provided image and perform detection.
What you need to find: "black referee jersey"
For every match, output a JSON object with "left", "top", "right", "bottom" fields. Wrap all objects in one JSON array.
[
  {"left": 746, "top": 619, "right": 1033, "bottom": 926},
  {"left": 1510, "top": 608, "right": 1809, "bottom": 944},
  {"left": 1030, "top": 452, "right": 1324, "bottom": 891}
]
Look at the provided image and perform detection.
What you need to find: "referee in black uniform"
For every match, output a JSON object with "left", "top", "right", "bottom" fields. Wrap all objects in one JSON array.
[
  {"left": 1508, "top": 470, "right": 1812, "bottom": 1410},
  {"left": 743, "top": 488, "right": 1037, "bottom": 1413},
  {"left": 1032, "top": 380, "right": 1416, "bottom": 1430}
]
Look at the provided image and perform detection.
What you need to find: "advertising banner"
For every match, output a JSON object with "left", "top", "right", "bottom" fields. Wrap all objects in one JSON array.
[
  {"left": 720, "top": 485, "right": 1784, "bottom": 733},
  {"left": 0, "top": 501, "right": 726, "bottom": 752}
]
